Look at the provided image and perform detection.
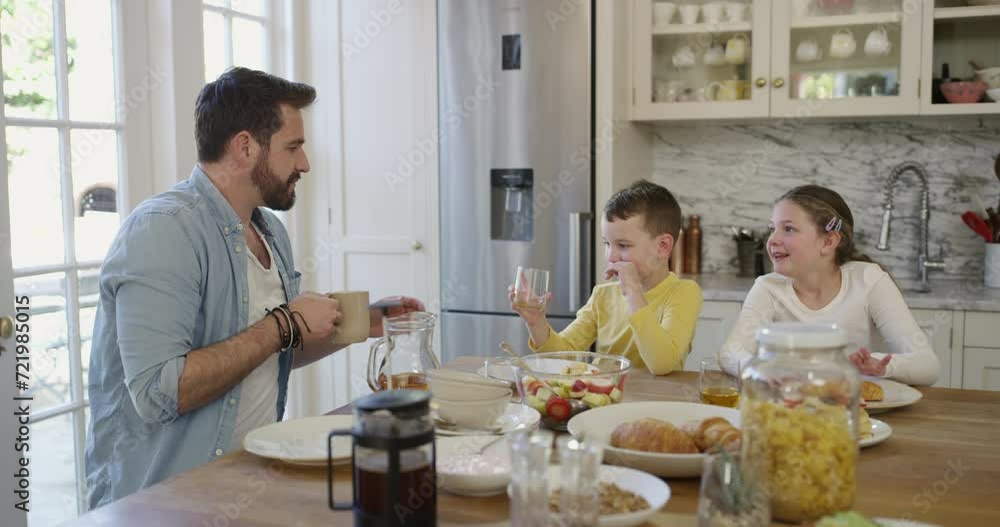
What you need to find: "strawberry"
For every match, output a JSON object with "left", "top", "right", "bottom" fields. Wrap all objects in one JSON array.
[
  {"left": 545, "top": 397, "right": 572, "bottom": 422},
  {"left": 571, "top": 379, "right": 589, "bottom": 393}
]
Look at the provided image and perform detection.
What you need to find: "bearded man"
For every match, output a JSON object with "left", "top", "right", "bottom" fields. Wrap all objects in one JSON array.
[{"left": 84, "top": 68, "right": 424, "bottom": 509}]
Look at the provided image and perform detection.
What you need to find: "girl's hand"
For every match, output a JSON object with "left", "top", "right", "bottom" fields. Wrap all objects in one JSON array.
[
  {"left": 849, "top": 347, "right": 891, "bottom": 377},
  {"left": 508, "top": 284, "right": 553, "bottom": 328}
]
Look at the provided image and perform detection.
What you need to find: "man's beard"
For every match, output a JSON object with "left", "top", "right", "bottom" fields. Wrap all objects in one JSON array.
[{"left": 251, "top": 155, "right": 299, "bottom": 211}]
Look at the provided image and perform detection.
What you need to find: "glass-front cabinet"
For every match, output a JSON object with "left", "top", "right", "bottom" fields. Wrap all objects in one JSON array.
[
  {"left": 920, "top": 1, "right": 1000, "bottom": 115},
  {"left": 770, "top": 0, "right": 922, "bottom": 117},
  {"left": 632, "top": 0, "right": 772, "bottom": 119}
]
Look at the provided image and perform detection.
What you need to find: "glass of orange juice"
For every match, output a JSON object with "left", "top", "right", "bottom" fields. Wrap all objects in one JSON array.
[
  {"left": 699, "top": 357, "right": 740, "bottom": 408},
  {"left": 513, "top": 266, "right": 549, "bottom": 309}
]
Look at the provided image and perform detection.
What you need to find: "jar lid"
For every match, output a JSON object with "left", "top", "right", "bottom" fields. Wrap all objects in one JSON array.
[{"left": 756, "top": 322, "right": 847, "bottom": 349}]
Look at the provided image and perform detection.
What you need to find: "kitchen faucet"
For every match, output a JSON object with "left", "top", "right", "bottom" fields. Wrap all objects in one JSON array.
[{"left": 876, "top": 161, "right": 945, "bottom": 292}]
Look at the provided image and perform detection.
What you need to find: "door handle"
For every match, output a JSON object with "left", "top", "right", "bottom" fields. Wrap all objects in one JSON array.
[
  {"left": 773, "top": 77, "right": 785, "bottom": 89},
  {"left": 411, "top": 240, "right": 423, "bottom": 251},
  {"left": 0, "top": 316, "right": 12, "bottom": 339},
  {"left": 569, "top": 212, "right": 593, "bottom": 311}
]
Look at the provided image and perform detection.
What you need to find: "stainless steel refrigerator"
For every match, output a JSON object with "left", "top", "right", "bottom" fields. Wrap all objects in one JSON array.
[{"left": 438, "top": 0, "right": 594, "bottom": 362}]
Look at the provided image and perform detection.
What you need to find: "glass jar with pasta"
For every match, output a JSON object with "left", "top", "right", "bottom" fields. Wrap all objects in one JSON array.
[{"left": 740, "top": 323, "right": 860, "bottom": 523}]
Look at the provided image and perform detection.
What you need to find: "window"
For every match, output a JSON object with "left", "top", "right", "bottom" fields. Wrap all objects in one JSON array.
[
  {"left": 202, "top": 0, "right": 271, "bottom": 82},
  {"left": 1, "top": 0, "right": 125, "bottom": 524}
]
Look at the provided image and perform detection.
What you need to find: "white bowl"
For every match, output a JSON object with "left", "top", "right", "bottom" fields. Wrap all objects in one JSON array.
[
  {"left": 976, "top": 67, "right": 1000, "bottom": 89},
  {"left": 987, "top": 88, "right": 1000, "bottom": 103},
  {"left": 434, "top": 395, "right": 510, "bottom": 428},
  {"left": 427, "top": 368, "right": 512, "bottom": 401},
  {"left": 567, "top": 401, "right": 740, "bottom": 477},
  {"left": 436, "top": 435, "right": 512, "bottom": 497}
]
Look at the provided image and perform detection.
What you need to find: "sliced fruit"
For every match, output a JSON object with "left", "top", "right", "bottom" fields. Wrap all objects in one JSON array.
[
  {"left": 535, "top": 387, "right": 554, "bottom": 402},
  {"left": 571, "top": 379, "right": 589, "bottom": 392},
  {"left": 525, "top": 395, "right": 547, "bottom": 414},
  {"left": 525, "top": 380, "right": 543, "bottom": 395},
  {"left": 581, "top": 392, "right": 612, "bottom": 408},
  {"left": 545, "top": 397, "right": 572, "bottom": 422},
  {"left": 609, "top": 387, "right": 623, "bottom": 403},
  {"left": 587, "top": 379, "right": 615, "bottom": 395}
]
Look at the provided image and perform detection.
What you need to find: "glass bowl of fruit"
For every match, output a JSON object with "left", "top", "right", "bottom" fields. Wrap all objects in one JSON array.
[{"left": 512, "top": 351, "right": 631, "bottom": 431}]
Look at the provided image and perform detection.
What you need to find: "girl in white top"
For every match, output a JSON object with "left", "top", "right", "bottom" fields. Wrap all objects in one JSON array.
[{"left": 719, "top": 185, "right": 940, "bottom": 385}]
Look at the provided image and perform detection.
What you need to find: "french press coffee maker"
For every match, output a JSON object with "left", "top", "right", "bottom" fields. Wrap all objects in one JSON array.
[{"left": 328, "top": 390, "right": 436, "bottom": 526}]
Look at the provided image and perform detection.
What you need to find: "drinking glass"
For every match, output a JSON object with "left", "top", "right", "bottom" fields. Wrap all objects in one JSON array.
[
  {"left": 699, "top": 357, "right": 740, "bottom": 408},
  {"left": 513, "top": 267, "right": 550, "bottom": 309},
  {"left": 509, "top": 429, "right": 554, "bottom": 527},
  {"left": 697, "top": 450, "right": 770, "bottom": 527},
  {"left": 553, "top": 435, "right": 603, "bottom": 526}
]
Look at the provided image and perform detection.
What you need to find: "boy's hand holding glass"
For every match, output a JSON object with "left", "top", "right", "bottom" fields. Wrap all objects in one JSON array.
[{"left": 508, "top": 267, "right": 552, "bottom": 326}]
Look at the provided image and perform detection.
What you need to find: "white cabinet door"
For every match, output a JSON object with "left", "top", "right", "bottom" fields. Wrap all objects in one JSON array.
[
  {"left": 631, "top": 0, "right": 772, "bottom": 120},
  {"left": 869, "top": 308, "right": 953, "bottom": 388},
  {"left": 769, "top": 0, "right": 923, "bottom": 117},
  {"left": 685, "top": 300, "right": 742, "bottom": 371},
  {"left": 963, "top": 348, "right": 1000, "bottom": 391}
]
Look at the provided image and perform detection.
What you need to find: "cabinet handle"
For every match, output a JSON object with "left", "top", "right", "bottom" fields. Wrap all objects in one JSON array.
[
  {"left": 411, "top": 241, "right": 423, "bottom": 251},
  {"left": 773, "top": 78, "right": 785, "bottom": 89},
  {"left": 0, "top": 316, "right": 11, "bottom": 339},
  {"left": 755, "top": 77, "right": 767, "bottom": 88}
]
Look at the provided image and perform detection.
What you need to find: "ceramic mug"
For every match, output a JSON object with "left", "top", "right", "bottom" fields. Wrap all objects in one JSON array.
[
  {"left": 796, "top": 38, "right": 823, "bottom": 62},
  {"left": 830, "top": 28, "right": 857, "bottom": 59},
  {"left": 653, "top": 2, "right": 677, "bottom": 26},
  {"left": 655, "top": 79, "right": 687, "bottom": 102},
  {"left": 672, "top": 44, "right": 697, "bottom": 68},
  {"left": 678, "top": 4, "right": 700, "bottom": 24},
  {"left": 702, "top": 2, "right": 725, "bottom": 24},
  {"left": 725, "top": 34, "right": 749, "bottom": 65},
  {"left": 703, "top": 42, "right": 726, "bottom": 66},
  {"left": 864, "top": 25, "right": 892, "bottom": 57},
  {"left": 792, "top": 0, "right": 813, "bottom": 17},
  {"left": 724, "top": 1, "right": 748, "bottom": 22},
  {"left": 328, "top": 290, "right": 371, "bottom": 344}
]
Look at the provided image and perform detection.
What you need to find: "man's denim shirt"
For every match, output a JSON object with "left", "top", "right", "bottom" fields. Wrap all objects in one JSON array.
[{"left": 85, "top": 166, "right": 300, "bottom": 509}]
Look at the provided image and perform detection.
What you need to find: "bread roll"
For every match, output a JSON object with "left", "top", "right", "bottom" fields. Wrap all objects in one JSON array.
[
  {"left": 681, "top": 416, "right": 741, "bottom": 452},
  {"left": 610, "top": 418, "right": 699, "bottom": 454},
  {"left": 861, "top": 380, "right": 884, "bottom": 402}
]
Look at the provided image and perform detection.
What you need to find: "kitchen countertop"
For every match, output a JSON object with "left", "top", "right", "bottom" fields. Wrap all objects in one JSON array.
[{"left": 688, "top": 272, "right": 1000, "bottom": 312}]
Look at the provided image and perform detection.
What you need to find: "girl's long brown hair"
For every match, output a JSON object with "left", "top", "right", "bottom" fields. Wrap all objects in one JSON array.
[{"left": 777, "top": 185, "right": 884, "bottom": 268}]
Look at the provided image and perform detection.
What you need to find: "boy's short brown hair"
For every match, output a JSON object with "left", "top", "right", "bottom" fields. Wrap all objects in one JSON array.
[{"left": 603, "top": 180, "right": 682, "bottom": 239}]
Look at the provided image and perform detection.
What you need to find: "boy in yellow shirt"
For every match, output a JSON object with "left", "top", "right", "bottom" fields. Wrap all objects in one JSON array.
[{"left": 509, "top": 180, "right": 703, "bottom": 375}]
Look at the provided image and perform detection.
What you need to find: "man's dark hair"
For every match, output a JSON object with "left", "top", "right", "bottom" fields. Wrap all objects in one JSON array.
[
  {"left": 195, "top": 67, "right": 316, "bottom": 162},
  {"left": 604, "top": 179, "right": 683, "bottom": 239}
]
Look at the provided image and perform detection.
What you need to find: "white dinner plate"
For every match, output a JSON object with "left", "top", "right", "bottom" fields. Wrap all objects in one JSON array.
[
  {"left": 567, "top": 401, "right": 740, "bottom": 478},
  {"left": 859, "top": 418, "right": 892, "bottom": 448},
  {"left": 507, "top": 465, "right": 670, "bottom": 527},
  {"left": 873, "top": 518, "right": 942, "bottom": 527},
  {"left": 243, "top": 415, "right": 353, "bottom": 466},
  {"left": 435, "top": 403, "right": 540, "bottom": 436},
  {"left": 862, "top": 377, "right": 923, "bottom": 412},
  {"left": 436, "top": 435, "right": 512, "bottom": 497}
]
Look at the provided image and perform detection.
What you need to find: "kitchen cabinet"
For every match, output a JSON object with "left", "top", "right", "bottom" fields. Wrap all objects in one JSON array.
[
  {"left": 962, "top": 311, "right": 1000, "bottom": 391},
  {"left": 631, "top": 0, "right": 998, "bottom": 121},
  {"left": 685, "top": 300, "right": 742, "bottom": 371}
]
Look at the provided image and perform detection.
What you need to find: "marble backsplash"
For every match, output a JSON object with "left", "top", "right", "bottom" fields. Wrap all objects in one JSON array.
[{"left": 647, "top": 116, "right": 1000, "bottom": 282}]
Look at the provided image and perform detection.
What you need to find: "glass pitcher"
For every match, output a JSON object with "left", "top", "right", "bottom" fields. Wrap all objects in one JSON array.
[
  {"left": 367, "top": 312, "right": 441, "bottom": 391},
  {"left": 328, "top": 390, "right": 436, "bottom": 526}
]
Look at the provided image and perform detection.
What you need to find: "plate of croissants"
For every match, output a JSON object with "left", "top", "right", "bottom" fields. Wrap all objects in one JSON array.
[
  {"left": 566, "top": 402, "right": 740, "bottom": 477},
  {"left": 860, "top": 378, "right": 923, "bottom": 412}
]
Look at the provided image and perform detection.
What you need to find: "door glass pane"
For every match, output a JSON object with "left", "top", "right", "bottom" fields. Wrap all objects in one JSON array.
[
  {"left": 930, "top": 11, "right": 1000, "bottom": 106},
  {"left": 233, "top": 17, "right": 267, "bottom": 72},
  {"left": 203, "top": 10, "right": 226, "bottom": 81},
  {"left": 788, "top": 0, "right": 902, "bottom": 101},
  {"left": 71, "top": 129, "right": 120, "bottom": 262},
  {"left": 231, "top": 0, "right": 266, "bottom": 17},
  {"left": 204, "top": 0, "right": 227, "bottom": 7},
  {"left": 15, "top": 273, "right": 72, "bottom": 410},
  {"left": 28, "top": 414, "right": 79, "bottom": 527},
  {"left": 652, "top": 32, "right": 754, "bottom": 104},
  {"left": 1, "top": 0, "right": 58, "bottom": 119},
  {"left": 6, "top": 126, "right": 66, "bottom": 268},
  {"left": 66, "top": 0, "right": 117, "bottom": 123},
  {"left": 79, "top": 268, "right": 100, "bottom": 383}
]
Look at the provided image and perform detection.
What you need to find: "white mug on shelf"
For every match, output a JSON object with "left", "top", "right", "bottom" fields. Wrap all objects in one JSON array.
[
  {"left": 702, "top": 2, "right": 725, "bottom": 24},
  {"left": 672, "top": 44, "right": 697, "bottom": 68},
  {"left": 654, "top": 79, "right": 687, "bottom": 102},
  {"left": 678, "top": 4, "right": 701, "bottom": 24},
  {"left": 703, "top": 42, "right": 726, "bottom": 66},
  {"left": 792, "top": 0, "right": 813, "bottom": 18},
  {"left": 864, "top": 25, "right": 892, "bottom": 57},
  {"left": 653, "top": 2, "right": 677, "bottom": 26},
  {"left": 796, "top": 38, "right": 823, "bottom": 62},
  {"left": 725, "top": 33, "right": 749, "bottom": 65},
  {"left": 724, "top": 1, "right": 748, "bottom": 23},
  {"left": 829, "top": 28, "right": 857, "bottom": 59}
]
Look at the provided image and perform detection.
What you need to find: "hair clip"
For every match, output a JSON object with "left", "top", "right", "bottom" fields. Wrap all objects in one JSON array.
[{"left": 825, "top": 217, "right": 843, "bottom": 233}]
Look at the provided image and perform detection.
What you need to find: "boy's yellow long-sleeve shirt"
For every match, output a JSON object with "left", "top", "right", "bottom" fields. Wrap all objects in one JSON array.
[{"left": 529, "top": 273, "right": 703, "bottom": 375}]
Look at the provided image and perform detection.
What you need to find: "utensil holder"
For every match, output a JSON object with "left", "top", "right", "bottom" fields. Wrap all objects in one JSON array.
[
  {"left": 736, "top": 240, "right": 757, "bottom": 277},
  {"left": 986, "top": 243, "right": 1000, "bottom": 289}
]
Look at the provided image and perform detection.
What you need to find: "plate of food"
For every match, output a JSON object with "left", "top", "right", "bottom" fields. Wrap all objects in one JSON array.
[
  {"left": 566, "top": 401, "right": 740, "bottom": 477},
  {"left": 860, "top": 378, "right": 922, "bottom": 412},
  {"left": 857, "top": 407, "right": 892, "bottom": 448},
  {"left": 243, "top": 415, "right": 352, "bottom": 467},
  {"left": 813, "top": 511, "right": 941, "bottom": 526}
]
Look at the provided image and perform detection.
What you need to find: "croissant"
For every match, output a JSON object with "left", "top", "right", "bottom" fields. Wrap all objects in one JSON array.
[
  {"left": 681, "top": 417, "right": 741, "bottom": 452},
  {"left": 610, "top": 418, "right": 699, "bottom": 454},
  {"left": 861, "top": 380, "right": 884, "bottom": 402}
]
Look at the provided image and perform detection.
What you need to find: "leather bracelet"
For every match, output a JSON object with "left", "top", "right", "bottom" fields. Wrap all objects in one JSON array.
[
  {"left": 265, "top": 309, "right": 291, "bottom": 351},
  {"left": 274, "top": 305, "right": 296, "bottom": 352},
  {"left": 279, "top": 303, "right": 312, "bottom": 351}
]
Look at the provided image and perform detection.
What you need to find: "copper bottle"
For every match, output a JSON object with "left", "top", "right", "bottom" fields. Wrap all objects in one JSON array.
[{"left": 684, "top": 215, "right": 702, "bottom": 275}]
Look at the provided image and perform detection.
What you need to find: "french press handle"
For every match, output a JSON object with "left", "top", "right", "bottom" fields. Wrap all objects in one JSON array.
[{"left": 328, "top": 429, "right": 353, "bottom": 510}]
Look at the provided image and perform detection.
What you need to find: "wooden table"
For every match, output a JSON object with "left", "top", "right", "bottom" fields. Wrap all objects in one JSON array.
[{"left": 68, "top": 356, "right": 1000, "bottom": 526}]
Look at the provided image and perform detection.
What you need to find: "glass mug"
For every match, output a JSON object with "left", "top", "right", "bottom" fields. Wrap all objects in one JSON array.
[{"left": 367, "top": 312, "right": 441, "bottom": 391}]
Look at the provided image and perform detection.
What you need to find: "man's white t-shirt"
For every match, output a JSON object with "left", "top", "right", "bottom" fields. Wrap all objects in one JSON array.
[{"left": 229, "top": 227, "right": 283, "bottom": 450}]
